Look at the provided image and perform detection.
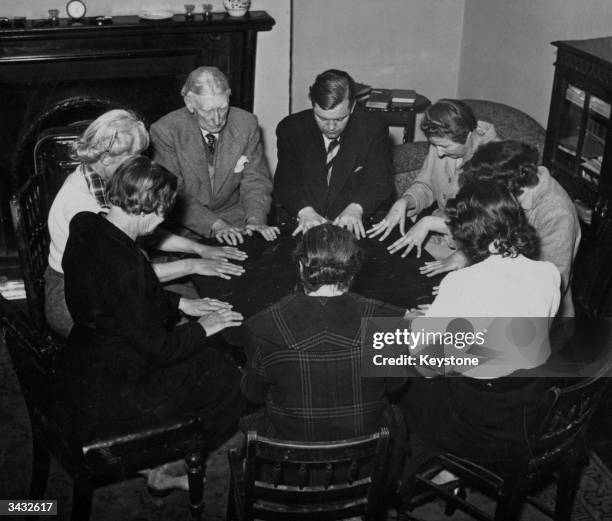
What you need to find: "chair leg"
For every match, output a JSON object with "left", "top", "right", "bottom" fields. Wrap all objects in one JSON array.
[
  {"left": 495, "top": 479, "right": 525, "bottom": 521},
  {"left": 555, "top": 459, "right": 582, "bottom": 521},
  {"left": 71, "top": 476, "right": 93, "bottom": 521},
  {"left": 29, "top": 435, "right": 50, "bottom": 499},
  {"left": 186, "top": 451, "right": 205, "bottom": 521}
]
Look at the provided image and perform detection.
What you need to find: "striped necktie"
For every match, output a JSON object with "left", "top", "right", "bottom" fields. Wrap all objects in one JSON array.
[
  {"left": 204, "top": 133, "right": 216, "bottom": 165},
  {"left": 326, "top": 138, "right": 340, "bottom": 185}
]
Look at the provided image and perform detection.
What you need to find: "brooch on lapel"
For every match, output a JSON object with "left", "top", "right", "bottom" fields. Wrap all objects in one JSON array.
[{"left": 234, "top": 155, "right": 249, "bottom": 173}]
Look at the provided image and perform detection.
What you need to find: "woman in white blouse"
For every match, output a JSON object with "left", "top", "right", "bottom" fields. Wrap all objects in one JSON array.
[{"left": 403, "top": 180, "right": 560, "bottom": 477}]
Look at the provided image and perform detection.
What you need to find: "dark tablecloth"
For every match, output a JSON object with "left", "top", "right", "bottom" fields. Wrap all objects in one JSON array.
[{"left": 192, "top": 229, "right": 443, "bottom": 344}]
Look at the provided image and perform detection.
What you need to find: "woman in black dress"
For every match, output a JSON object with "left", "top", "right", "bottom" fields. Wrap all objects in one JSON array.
[{"left": 61, "top": 155, "right": 244, "bottom": 461}]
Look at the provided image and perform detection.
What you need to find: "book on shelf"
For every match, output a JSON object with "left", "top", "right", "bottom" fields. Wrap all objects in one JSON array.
[
  {"left": 581, "top": 156, "right": 602, "bottom": 175},
  {"left": 565, "top": 85, "right": 585, "bottom": 107},
  {"left": 391, "top": 88, "right": 416, "bottom": 103},
  {"left": 589, "top": 95, "right": 611, "bottom": 119},
  {"left": 390, "top": 100, "right": 416, "bottom": 110},
  {"left": 0, "top": 276, "right": 26, "bottom": 301},
  {"left": 574, "top": 199, "right": 592, "bottom": 225},
  {"left": 558, "top": 134, "right": 604, "bottom": 159},
  {"left": 365, "top": 89, "right": 391, "bottom": 110}
]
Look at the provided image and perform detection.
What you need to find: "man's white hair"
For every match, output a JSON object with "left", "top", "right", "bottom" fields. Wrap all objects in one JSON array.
[{"left": 181, "top": 66, "right": 231, "bottom": 97}]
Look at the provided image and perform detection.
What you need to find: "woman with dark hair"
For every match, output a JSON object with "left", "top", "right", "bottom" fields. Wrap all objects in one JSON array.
[
  {"left": 412, "top": 140, "right": 579, "bottom": 316},
  {"left": 241, "top": 223, "right": 405, "bottom": 442},
  {"left": 61, "top": 155, "right": 245, "bottom": 489},
  {"left": 368, "top": 99, "right": 496, "bottom": 258},
  {"left": 425, "top": 180, "right": 560, "bottom": 319},
  {"left": 402, "top": 180, "right": 560, "bottom": 473},
  {"left": 457, "top": 140, "right": 580, "bottom": 316}
]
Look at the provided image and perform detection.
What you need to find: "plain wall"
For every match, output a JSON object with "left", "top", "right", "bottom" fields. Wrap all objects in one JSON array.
[
  {"left": 0, "top": 0, "right": 290, "bottom": 169},
  {"left": 291, "top": 0, "right": 465, "bottom": 143},
  {"left": 459, "top": 0, "right": 612, "bottom": 127}
]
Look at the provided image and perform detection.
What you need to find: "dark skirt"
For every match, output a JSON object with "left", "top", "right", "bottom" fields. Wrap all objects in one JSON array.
[
  {"left": 401, "top": 375, "right": 550, "bottom": 476},
  {"left": 60, "top": 331, "right": 244, "bottom": 442}
]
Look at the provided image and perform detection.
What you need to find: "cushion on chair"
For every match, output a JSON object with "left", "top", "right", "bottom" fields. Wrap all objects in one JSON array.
[{"left": 392, "top": 99, "right": 546, "bottom": 196}]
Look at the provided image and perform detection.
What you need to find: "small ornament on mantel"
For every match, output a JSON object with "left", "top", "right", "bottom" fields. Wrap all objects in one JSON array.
[{"left": 223, "top": 0, "right": 250, "bottom": 17}]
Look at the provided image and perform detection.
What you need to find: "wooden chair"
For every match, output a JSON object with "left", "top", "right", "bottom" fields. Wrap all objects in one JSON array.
[
  {"left": 397, "top": 373, "right": 609, "bottom": 521},
  {"left": 0, "top": 295, "right": 216, "bottom": 520},
  {"left": 227, "top": 428, "right": 391, "bottom": 521},
  {"left": 10, "top": 124, "right": 86, "bottom": 337}
]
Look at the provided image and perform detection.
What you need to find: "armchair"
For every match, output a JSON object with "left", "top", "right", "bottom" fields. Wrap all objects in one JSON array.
[{"left": 392, "top": 99, "right": 546, "bottom": 195}]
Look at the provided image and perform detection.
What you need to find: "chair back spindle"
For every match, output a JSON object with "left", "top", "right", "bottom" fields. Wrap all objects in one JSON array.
[{"left": 229, "top": 428, "right": 390, "bottom": 521}]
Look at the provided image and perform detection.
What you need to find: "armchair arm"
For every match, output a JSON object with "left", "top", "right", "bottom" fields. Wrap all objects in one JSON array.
[{"left": 392, "top": 141, "right": 429, "bottom": 196}]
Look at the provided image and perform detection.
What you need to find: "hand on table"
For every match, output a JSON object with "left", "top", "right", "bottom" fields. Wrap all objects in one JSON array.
[
  {"left": 244, "top": 223, "right": 280, "bottom": 242},
  {"left": 419, "top": 251, "right": 468, "bottom": 278},
  {"left": 292, "top": 207, "right": 327, "bottom": 236},
  {"left": 404, "top": 304, "right": 430, "bottom": 319},
  {"left": 367, "top": 197, "right": 416, "bottom": 241},
  {"left": 189, "top": 258, "right": 245, "bottom": 279},
  {"left": 387, "top": 217, "right": 431, "bottom": 258},
  {"left": 193, "top": 243, "right": 247, "bottom": 262},
  {"left": 179, "top": 297, "right": 233, "bottom": 317},
  {"left": 333, "top": 203, "right": 365, "bottom": 239},
  {"left": 198, "top": 309, "right": 244, "bottom": 336},
  {"left": 212, "top": 219, "right": 244, "bottom": 246}
]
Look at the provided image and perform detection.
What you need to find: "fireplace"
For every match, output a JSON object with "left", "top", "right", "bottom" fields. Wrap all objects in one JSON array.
[{"left": 0, "top": 11, "right": 275, "bottom": 256}]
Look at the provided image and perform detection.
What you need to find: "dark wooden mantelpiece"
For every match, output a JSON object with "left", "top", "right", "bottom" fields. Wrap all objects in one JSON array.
[{"left": 0, "top": 11, "right": 275, "bottom": 256}]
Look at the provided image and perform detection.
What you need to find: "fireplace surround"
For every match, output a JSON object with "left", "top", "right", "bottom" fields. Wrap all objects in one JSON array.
[{"left": 0, "top": 11, "right": 275, "bottom": 256}]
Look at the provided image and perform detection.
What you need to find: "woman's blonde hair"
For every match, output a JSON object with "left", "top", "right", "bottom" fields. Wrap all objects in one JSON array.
[{"left": 72, "top": 109, "right": 149, "bottom": 163}]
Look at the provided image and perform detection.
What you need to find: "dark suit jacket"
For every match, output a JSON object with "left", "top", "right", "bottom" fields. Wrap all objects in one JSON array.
[
  {"left": 241, "top": 291, "right": 405, "bottom": 441},
  {"left": 151, "top": 107, "right": 272, "bottom": 237},
  {"left": 273, "top": 107, "right": 393, "bottom": 220}
]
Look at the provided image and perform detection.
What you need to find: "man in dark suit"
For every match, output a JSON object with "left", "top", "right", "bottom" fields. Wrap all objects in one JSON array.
[
  {"left": 151, "top": 66, "right": 278, "bottom": 245},
  {"left": 273, "top": 69, "right": 393, "bottom": 239}
]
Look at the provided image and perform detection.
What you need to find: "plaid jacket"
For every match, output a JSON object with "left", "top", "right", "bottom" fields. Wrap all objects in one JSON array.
[{"left": 241, "top": 292, "right": 406, "bottom": 441}]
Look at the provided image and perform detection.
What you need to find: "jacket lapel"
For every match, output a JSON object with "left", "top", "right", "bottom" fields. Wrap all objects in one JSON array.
[
  {"left": 303, "top": 115, "right": 328, "bottom": 209},
  {"left": 327, "top": 118, "right": 357, "bottom": 208},
  {"left": 185, "top": 113, "right": 213, "bottom": 196},
  {"left": 213, "top": 110, "right": 243, "bottom": 197}
]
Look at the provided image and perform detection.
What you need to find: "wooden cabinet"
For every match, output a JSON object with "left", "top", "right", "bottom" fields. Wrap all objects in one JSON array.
[{"left": 543, "top": 37, "right": 612, "bottom": 228}]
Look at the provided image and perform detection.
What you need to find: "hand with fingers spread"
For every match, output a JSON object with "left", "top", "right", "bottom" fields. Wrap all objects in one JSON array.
[
  {"left": 333, "top": 203, "right": 365, "bottom": 239},
  {"left": 420, "top": 250, "right": 468, "bottom": 277},
  {"left": 179, "top": 297, "right": 233, "bottom": 317},
  {"left": 292, "top": 207, "right": 327, "bottom": 236},
  {"left": 212, "top": 219, "right": 244, "bottom": 246},
  {"left": 193, "top": 243, "right": 247, "bottom": 262},
  {"left": 198, "top": 308, "right": 244, "bottom": 336},
  {"left": 367, "top": 196, "right": 417, "bottom": 241},
  {"left": 244, "top": 223, "right": 280, "bottom": 242},
  {"left": 188, "top": 258, "right": 245, "bottom": 279},
  {"left": 387, "top": 217, "right": 433, "bottom": 258}
]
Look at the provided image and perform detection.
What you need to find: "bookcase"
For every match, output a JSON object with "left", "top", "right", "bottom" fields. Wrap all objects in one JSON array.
[{"left": 543, "top": 37, "right": 612, "bottom": 228}]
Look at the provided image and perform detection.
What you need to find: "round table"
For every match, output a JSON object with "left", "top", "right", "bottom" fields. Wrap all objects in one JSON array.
[{"left": 192, "top": 228, "right": 443, "bottom": 344}]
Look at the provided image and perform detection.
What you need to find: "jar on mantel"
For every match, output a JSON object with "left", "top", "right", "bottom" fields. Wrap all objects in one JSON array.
[{"left": 223, "top": 0, "right": 251, "bottom": 17}]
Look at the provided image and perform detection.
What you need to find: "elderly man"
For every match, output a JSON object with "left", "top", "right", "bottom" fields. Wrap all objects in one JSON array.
[
  {"left": 273, "top": 69, "right": 393, "bottom": 239},
  {"left": 151, "top": 66, "right": 278, "bottom": 245}
]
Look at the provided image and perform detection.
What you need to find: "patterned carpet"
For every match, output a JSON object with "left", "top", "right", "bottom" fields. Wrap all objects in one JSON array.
[{"left": 2, "top": 335, "right": 612, "bottom": 520}]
